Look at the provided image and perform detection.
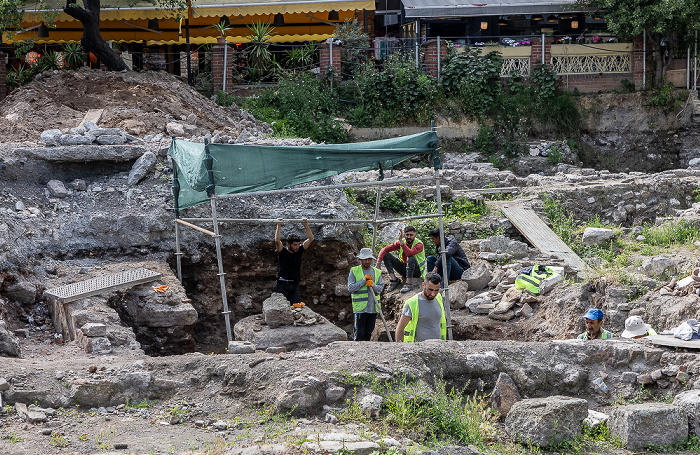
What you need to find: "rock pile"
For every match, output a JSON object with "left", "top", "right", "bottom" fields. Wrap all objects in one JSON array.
[
  {"left": 41, "top": 121, "right": 141, "bottom": 147},
  {"left": 233, "top": 293, "right": 348, "bottom": 351}
]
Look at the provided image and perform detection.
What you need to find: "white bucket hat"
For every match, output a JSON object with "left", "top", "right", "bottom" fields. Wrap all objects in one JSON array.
[
  {"left": 621, "top": 316, "right": 651, "bottom": 338},
  {"left": 357, "top": 248, "right": 375, "bottom": 260}
]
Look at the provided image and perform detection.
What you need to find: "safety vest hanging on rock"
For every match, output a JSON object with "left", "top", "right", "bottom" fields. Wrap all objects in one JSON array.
[
  {"left": 515, "top": 265, "right": 558, "bottom": 294},
  {"left": 350, "top": 266, "right": 382, "bottom": 312}
]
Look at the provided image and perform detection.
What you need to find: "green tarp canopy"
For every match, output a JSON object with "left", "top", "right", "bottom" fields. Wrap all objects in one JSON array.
[{"left": 168, "top": 131, "right": 440, "bottom": 211}]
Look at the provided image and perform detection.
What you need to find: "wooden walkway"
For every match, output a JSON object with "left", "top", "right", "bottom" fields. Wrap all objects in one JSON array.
[{"left": 500, "top": 204, "right": 588, "bottom": 274}]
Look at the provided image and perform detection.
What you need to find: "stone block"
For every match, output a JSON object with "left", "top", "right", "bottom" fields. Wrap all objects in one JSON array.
[
  {"left": 40, "top": 129, "right": 63, "bottom": 146},
  {"left": 489, "top": 309, "right": 514, "bottom": 321},
  {"left": 461, "top": 262, "right": 492, "bottom": 291},
  {"left": 493, "top": 287, "right": 521, "bottom": 313},
  {"left": 582, "top": 227, "right": 616, "bottom": 246},
  {"left": 78, "top": 334, "right": 112, "bottom": 354},
  {"left": 47, "top": 180, "right": 69, "bottom": 198},
  {"left": 609, "top": 403, "right": 687, "bottom": 449},
  {"left": 263, "top": 293, "right": 295, "bottom": 326},
  {"left": 673, "top": 390, "right": 700, "bottom": 437},
  {"left": 505, "top": 396, "right": 588, "bottom": 447},
  {"left": 4, "top": 281, "right": 37, "bottom": 304},
  {"left": 466, "top": 293, "right": 491, "bottom": 313},
  {"left": 475, "top": 302, "right": 495, "bottom": 314},
  {"left": 490, "top": 372, "right": 520, "bottom": 418},
  {"left": 80, "top": 323, "right": 107, "bottom": 337},
  {"left": 127, "top": 151, "right": 158, "bottom": 185},
  {"left": 227, "top": 341, "right": 255, "bottom": 354}
]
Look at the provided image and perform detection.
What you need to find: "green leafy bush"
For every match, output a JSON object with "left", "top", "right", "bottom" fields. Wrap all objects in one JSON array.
[
  {"left": 644, "top": 81, "right": 686, "bottom": 114},
  {"left": 344, "top": 53, "right": 437, "bottom": 127},
  {"left": 440, "top": 47, "right": 503, "bottom": 117},
  {"left": 235, "top": 72, "right": 349, "bottom": 143}
]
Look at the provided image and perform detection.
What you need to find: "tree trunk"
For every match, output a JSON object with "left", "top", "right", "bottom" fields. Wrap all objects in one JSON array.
[
  {"left": 64, "top": 0, "right": 128, "bottom": 71},
  {"left": 648, "top": 32, "right": 673, "bottom": 88}
]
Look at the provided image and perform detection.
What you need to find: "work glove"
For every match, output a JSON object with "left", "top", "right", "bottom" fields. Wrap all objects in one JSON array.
[{"left": 364, "top": 274, "right": 373, "bottom": 287}]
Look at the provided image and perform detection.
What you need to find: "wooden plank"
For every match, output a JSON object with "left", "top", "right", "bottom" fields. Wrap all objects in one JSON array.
[
  {"left": 80, "top": 109, "right": 103, "bottom": 126},
  {"left": 500, "top": 204, "right": 588, "bottom": 273},
  {"left": 647, "top": 335, "right": 700, "bottom": 349}
]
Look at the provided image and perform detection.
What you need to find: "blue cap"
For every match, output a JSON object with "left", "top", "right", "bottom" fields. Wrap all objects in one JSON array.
[{"left": 583, "top": 308, "right": 604, "bottom": 320}]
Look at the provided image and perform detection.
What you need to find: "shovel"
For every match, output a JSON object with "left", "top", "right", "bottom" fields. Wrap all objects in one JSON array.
[{"left": 367, "top": 285, "right": 394, "bottom": 342}]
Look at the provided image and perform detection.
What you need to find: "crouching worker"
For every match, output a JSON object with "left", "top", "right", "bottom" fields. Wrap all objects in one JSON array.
[
  {"left": 621, "top": 315, "right": 657, "bottom": 339},
  {"left": 578, "top": 308, "right": 614, "bottom": 340},
  {"left": 396, "top": 272, "right": 446, "bottom": 342},
  {"left": 348, "top": 248, "right": 384, "bottom": 341},
  {"left": 426, "top": 228, "right": 470, "bottom": 282},
  {"left": 377, "top": 225, "right": 426, "bottom": 293}
]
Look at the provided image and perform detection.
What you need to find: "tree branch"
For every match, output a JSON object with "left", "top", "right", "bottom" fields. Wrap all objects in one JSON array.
[{"left": 63, "top": 2, "right": 91, "bottom": 23}]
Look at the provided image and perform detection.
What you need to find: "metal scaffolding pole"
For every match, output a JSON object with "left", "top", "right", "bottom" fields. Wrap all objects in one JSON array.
[
  {"left": 204, "top": 140, "right": 233, "bottom": 343},
  {"left": 172, "top": 154, "right": 184, "bottom": 282},
  {"left": 371, "top": 188, "right": 382, "bottom": 252},
  {"left": 214, "top": 176, "right": 436, "bottom": 199},
  {"left": 435, "top": 171, "right": 452, "bottom": 341},
  {"left": 210, "top": 197, "right": 232, "bottom": 343},
  {"left": 180, "top": 213, "right": 442, "bottom": 225}
]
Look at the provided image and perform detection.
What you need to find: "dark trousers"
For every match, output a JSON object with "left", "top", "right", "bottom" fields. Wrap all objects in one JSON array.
[
  {"left": 383, "top": 254, "right": 422, "bottom": 280},
  {"left": 275, "top": 280, "right": 300, "bottom": 304},
  {"left": 354, "top": 313, "right": 377, "bottom": 341},
  {"left": 427, "top": 255, "right": 464, "bottom": 281}
]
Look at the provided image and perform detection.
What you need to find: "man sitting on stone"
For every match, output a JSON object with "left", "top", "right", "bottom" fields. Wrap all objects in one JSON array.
[
  {"left": 376, "top": 225, "right": 426, "bottom": 293},
  {"left": 426, "top": 228, "right": 470, "bottom": 283},
  {"left": 395, "top": 272, "right": 446, "bottom": 342},
  {"left": 621, "top": 315, "right": 657, "bottom": 339},
  {"left": 577, "top": 308, "right": 614, "bottom": 340},
  {"left": 347, "top": 248, "right": 385, "bottom": 341}
]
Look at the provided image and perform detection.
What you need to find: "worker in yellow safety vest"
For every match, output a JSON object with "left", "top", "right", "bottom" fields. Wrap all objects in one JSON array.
[
  {"left": 348, "top": 248, "right": 385, "bottom": 341},
  {"left": 377, "top": 225, "right": 427, "bottom": 294},
  {"left": 577, "top": 308, "right": 614, "bottom": 340},
  {"left": 396, "top": 272, "right": 446, "bottom": 342}
]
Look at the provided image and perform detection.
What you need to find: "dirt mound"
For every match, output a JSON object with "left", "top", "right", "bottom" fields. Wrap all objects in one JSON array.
[{"left": 0, "top": 68, "right": 267, "bottom": 142}]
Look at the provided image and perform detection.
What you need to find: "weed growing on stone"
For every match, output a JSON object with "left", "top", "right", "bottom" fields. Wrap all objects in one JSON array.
[
  {"left": 338, "top": 395, "right": 370, "bottom": 423},
  {"left": 50, "top": 432, "right": 70, "bottom": 447},
  {"left": 547, "top": 421, "right": 621, "bottom": 454}
]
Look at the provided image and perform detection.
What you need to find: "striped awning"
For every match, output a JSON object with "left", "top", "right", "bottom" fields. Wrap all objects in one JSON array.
[{"left": 191, "top": 0, "right": 374, "bottom": 17}]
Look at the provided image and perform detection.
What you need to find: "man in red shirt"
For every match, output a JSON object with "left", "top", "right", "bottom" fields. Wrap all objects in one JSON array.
[{"left": 376, "top": 225, "right": 426, "bottom": 293}]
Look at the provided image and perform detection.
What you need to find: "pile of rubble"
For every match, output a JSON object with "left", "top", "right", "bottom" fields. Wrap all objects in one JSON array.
[{"left": 232, "top": 293, "right": 348, "bottom": 352}]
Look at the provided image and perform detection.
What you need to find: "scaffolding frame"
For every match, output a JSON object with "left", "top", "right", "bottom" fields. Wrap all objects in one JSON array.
[{"left": 171, "top": 135, "right": 453, "bottom": 344}]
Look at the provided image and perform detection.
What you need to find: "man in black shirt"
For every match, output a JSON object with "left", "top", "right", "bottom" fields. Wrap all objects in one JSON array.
[{"left": 275, "top": 218, "right": 314, "bottom": 304}]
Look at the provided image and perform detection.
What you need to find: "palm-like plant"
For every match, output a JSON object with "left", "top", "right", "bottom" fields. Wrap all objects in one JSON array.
[
  {"left": 62, "top": 42, "right": 86, "bottom": 69},
  {"left": 284, "top": 45, "right": 317, "bottom": 72},
  {"left": 246, "top": 21, "right": 275, "bottom": 71},
  {"left": 213, "top": 20, "right": 231, "bottom": 38}
]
